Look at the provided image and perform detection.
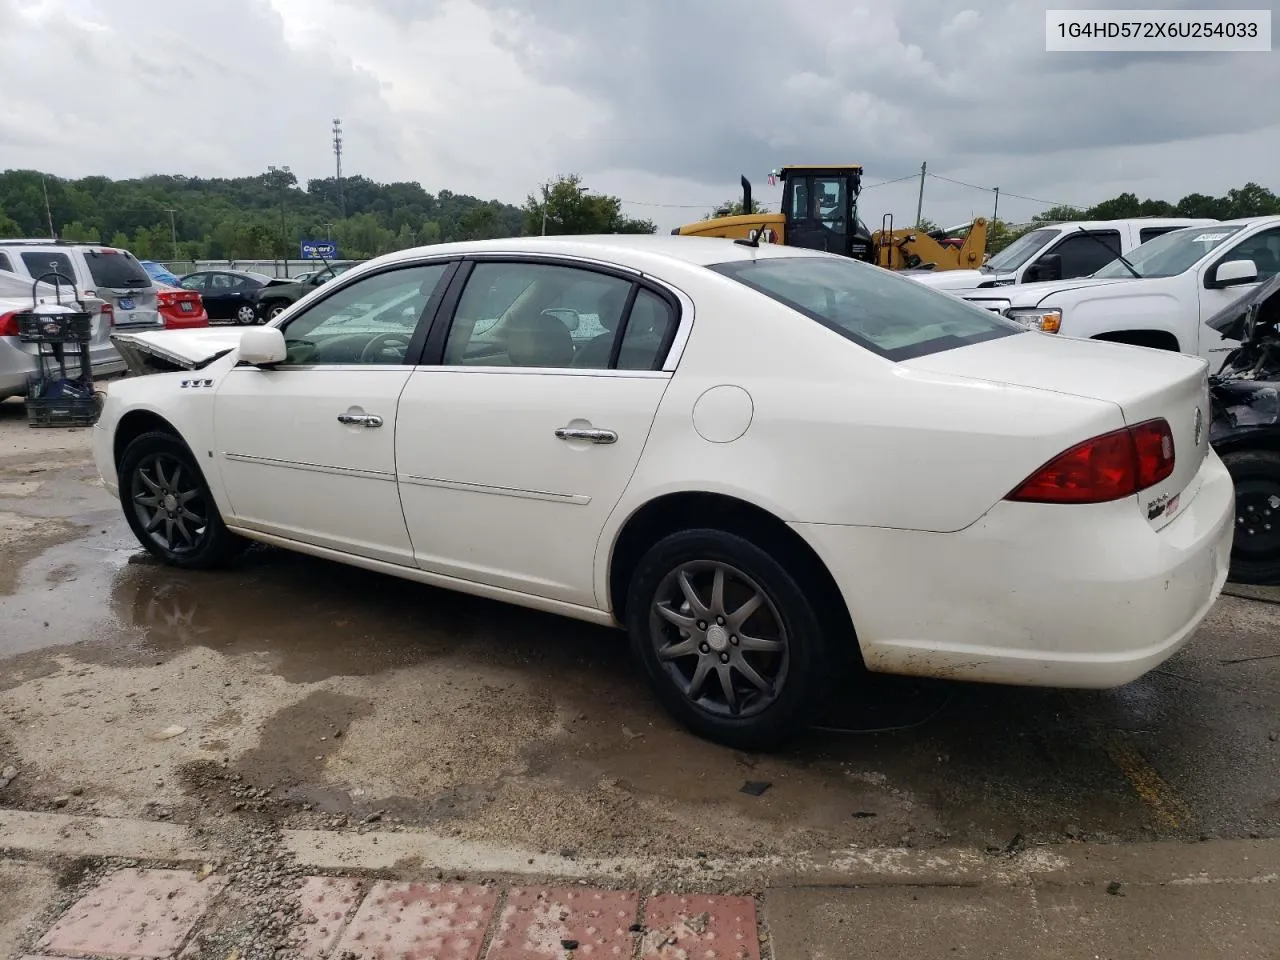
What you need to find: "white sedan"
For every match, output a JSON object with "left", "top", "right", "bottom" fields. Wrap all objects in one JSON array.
[{"left": 93, "top": 235, "right": 1233, "bottom": 748}]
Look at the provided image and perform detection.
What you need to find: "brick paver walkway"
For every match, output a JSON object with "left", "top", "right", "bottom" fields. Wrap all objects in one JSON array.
[{"left": 22, "top": 868, "right": 763, "bottom": 959}]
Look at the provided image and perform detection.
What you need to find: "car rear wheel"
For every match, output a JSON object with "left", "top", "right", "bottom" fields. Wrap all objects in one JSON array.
[
  {"left": 625, "top": 528, "right": 832, "bottom": 749},
  {"left": 1221, "top": 449, "right": 1280, "bottom": 585},
  {"left": 119, "top": 431, "right": 244, "bottom": 569},
  {"left": 234, "top": 304, "right": 257, "bottom": 325}
]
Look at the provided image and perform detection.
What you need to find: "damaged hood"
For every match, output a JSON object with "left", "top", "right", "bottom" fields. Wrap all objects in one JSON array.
[{"left": 111, "top": 328, "right": 246, "bottom": 374}]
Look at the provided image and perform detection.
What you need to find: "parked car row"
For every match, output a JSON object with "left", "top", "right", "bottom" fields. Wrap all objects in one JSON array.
[{"left": 176, "top": 262, "right": 353, "bottom": 324}]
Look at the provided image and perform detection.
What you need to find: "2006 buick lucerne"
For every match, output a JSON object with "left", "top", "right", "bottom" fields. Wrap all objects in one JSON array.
[{"left": 94, "top": 235, "right": 1234, "bottom": 748}]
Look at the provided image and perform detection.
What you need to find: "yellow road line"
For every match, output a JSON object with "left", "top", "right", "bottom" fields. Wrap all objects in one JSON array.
[{"left": 1101, "top": 734, "right": 1194, "bottom": 829}]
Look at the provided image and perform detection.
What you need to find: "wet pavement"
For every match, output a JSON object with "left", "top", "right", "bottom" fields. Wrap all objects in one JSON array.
[{"left": 1, "top": 406, "right": 1278, "bottom": 876}]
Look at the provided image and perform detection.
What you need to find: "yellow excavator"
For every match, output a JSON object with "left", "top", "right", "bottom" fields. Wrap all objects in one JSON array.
[{"left": 672, "top": 165, "right": 987, "bottom": 272}]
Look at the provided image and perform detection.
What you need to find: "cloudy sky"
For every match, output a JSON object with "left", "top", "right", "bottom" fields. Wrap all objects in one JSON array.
[{"left": 1, "top": 0, "right": 1276, "bottom": 231}]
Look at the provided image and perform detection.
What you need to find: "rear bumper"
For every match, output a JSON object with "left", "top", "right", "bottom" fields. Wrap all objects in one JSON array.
[
  {"left": 793, "top": 449, "right": 1235, "bottom": 688},
  {"left": 160, "top": 308, "right": 210, "bottom": 329}
]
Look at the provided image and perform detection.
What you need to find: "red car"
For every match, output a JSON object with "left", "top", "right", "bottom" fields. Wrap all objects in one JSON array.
[{"left": 154, "top": 282, "right": 208, "bottom": 329}]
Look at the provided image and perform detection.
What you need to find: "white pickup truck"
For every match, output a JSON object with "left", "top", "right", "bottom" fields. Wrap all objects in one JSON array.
[
  {"left": 955, "top": 216, "right": 1280, "bottom": 362},
  {"left": 912, "top": 217, "right": 1216, "bottom": 292}
]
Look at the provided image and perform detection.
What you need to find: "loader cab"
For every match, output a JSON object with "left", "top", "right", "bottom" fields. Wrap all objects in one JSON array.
[{"left": 779, "top": 166, "right": 874, "bottom": 261}]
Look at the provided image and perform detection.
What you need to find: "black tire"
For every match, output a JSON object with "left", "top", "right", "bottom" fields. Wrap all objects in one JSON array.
[
  {"left": 233, "top": 304, "right": 257, "bottom": 325},
  {"left": 624, "top": 528, "right": 833, "bottom": 750},
  {"left": 1221, "top": 449, "right": 1280, "bottom": 585},
  {"left": 118, "top": 431, "right": 244, "bottom": 569},
  {"left": 263, "top": 301, "right": 288, "bottom": 323}
]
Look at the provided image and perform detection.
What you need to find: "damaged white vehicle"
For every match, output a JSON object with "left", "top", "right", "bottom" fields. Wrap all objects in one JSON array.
[{"left": 95, "top": 235, "right": 1232, "bottom": 747}]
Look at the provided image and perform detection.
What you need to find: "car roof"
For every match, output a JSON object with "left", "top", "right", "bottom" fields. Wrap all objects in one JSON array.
[{"left": 372, "top": 234, "right": 830, "bottom": 272}]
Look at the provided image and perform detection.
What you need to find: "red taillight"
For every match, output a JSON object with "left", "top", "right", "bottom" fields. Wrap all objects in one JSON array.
[
  {"left": 101, "top": 303, "right": 115, "bottom": 326},
  {"left": 157, "top": 291, "right": 176, "bottom": 307},
  {"left": 0, "top": 310, "right": 18, "bottom": 337},
  {"left": 1007, "top": 418, "right": 1175, "bottom": 505}
]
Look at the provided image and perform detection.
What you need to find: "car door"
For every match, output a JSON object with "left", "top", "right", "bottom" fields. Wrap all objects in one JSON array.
[
  {"left": 212, "top": 260, "right": 455, "bottom": 564},
  {"left": 180, "top": 273, "right": 219, "bottom": 317},
  {"left": 394, "top": 258, "right": 682, "bottom": 607},
  {"left": 1198, "top": 225, "right": 1280, "bottom": 359}
]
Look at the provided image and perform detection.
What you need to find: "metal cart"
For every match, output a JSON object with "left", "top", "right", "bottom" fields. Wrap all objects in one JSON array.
[{"left": 16, "top": 273, "right": 100, "bottom": 427}]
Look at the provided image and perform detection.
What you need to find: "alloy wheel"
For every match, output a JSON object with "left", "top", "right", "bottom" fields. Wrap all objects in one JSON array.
[
  {"left": 129, "top": 453, "right": 210, "bottom": 556},
  {"left": 648, "top": 560, "right": 790, "bottom": 719}
]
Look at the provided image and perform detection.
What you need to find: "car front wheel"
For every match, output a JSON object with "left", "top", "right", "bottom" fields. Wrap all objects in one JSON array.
[
  {"left": 118, "top": 431, "right": 243, "bottom": 569},
  {"left": 625, "top": 529, "right": 832, "bottom": 749},
  {"left": 264, "top": 302, "right": 288, "bottom": 322}
]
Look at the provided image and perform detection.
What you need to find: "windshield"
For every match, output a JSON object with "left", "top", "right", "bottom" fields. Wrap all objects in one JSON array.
[
  {"left": 981, "top": 229, "right": 1057, "bottom": 273},
  {"left": 85, "top": 250, "right": 151, "bottom": 289},
  {"left": 1093, "top": 225, "right": 1244, "bottom": 279},
  {"left": 710, "top": 255, "right": 1022, "bottom": 361}
]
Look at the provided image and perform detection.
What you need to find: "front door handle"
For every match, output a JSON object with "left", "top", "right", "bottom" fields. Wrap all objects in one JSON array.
[
  {"left": 555, "top": 426, "right": 617, "bottom": 444},
  {"left": 337, "top": 413, "right": 384, "bottom": 428}
]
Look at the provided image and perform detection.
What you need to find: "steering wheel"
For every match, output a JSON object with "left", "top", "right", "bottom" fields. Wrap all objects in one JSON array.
[{"left": 359, "top": 331, "right": 413, "bottom": 363}]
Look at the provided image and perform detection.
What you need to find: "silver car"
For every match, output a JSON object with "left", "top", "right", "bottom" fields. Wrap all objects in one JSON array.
[
  {"left": 0, "top": 241, "right": 162, "bottom": 331},
  {"left": 0, "top": 270, "right": 122, "bottom": 401}
]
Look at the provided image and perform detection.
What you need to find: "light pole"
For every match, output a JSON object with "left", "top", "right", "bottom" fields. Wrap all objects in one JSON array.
[
  {"left": 165, "top": 208, "right": 178, "bottom": 261},
  {"left": 541, "top": 183, "right": 549, "bottom": 236},
  {"left": 323, "top": 222, "right": 334, "bottom": 241}
]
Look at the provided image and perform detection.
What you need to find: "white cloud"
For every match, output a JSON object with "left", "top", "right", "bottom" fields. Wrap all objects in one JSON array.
[{"left": 1, "top": 0, "right": 1275, "bottom": 233}]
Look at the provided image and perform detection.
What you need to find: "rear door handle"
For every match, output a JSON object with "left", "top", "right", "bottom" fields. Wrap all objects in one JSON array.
[
  {"left": 337, "top": 413, "right": 384, "bottom": 428},
  {"left": 555, "top": 426, "right": 617, "bottom": 444}
]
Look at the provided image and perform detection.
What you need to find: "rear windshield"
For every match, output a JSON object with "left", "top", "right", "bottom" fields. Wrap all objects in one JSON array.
[
  {"left": 85, "top": 249, "right": 152, "bottom": 289},
  {"left": 709, "top": 255, "right": 1023, "bottom": 361}
]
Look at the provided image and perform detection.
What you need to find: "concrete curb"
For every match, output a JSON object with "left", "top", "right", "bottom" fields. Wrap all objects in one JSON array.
[{"left": 3, "top": 810, "right": 1277, "bottom": 889}]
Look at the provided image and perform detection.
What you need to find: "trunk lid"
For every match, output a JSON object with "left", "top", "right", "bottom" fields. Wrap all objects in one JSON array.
[{"left": 903, "top": 333, "right": 1212, "bottom": 529}]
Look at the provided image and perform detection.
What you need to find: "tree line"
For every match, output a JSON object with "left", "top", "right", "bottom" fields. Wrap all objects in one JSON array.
[{"left": 0, "top": 170, "right": 655, "bottom": 262}]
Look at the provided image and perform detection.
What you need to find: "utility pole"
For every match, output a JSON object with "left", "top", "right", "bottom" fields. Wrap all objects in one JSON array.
[
  {"left": 992, "top": 187, "right": 1000, "bottom": 227},
  {"left": 165, "top": 208, "right": 178, "bottom": 261},
  {"left": 323, "top": 222, "right": 333, "bottom": 240},
  {"left": 332, "top": 119, "right": 345, "bottom": 218},
  {"left": 915, "top": 161, "right": 927, "bottom": 227},
  {"left": 268, "top": 165, "right": 291, "bottom": 272},
  {"left": 541, "top": 183, "right": 550, "bottom": 236},
  {"left": 41, "top": 175, "right": 55, "bottom": 237}
]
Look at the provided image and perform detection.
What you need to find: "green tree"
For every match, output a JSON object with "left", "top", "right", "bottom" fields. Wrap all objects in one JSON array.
[
  {"left": 523, "top": 175, "right": 656, "bottom": 236},
  {"left": 60, "top": 220, "right": 101, "bottom": 243}
]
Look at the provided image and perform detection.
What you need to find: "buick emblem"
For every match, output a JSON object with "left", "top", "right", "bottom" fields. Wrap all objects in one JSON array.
[{"left": 1193, "top": 407, "right": 1203, "bottom": 446}]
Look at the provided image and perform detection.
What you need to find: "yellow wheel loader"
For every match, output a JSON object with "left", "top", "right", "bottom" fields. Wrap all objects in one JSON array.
[{"left": 672, "top": 165, "right": 986, "bottom": 272}]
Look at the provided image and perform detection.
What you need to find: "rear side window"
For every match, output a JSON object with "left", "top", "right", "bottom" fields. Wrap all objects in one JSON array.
[
  {"left": 0, "top": 253, "right": 11, "bottom": 272},
  {"left": 84, "top": 250, "right": 151, "bottom": 289},
  {"left": 20, "top": 251, "right": 75, "bottom": 285},
  {"left": 1140, "top": 226, "right": 1177, "bottom": 243},
  {"left": 709, "top": 256, "right": 1021, "bottom": 361}
]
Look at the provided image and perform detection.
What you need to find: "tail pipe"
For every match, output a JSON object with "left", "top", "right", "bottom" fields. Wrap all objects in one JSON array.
[{"left": 741, "top": 175, "right": 753, "bottom": 216}]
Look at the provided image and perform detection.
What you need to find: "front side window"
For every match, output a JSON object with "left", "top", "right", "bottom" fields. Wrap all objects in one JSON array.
[
  {"left": 1223, "top": 227, "right": 1280, "bottom": 280},
  {"left": 1095, "top": 225, "right": 1243, "bottom": 279},
  {"left": 812, "top": 178, "right": 847, "bottom": 229},
  {"left": 180, "top": 274, "right": 208, "bottom": 292},
  {"left": 982, "top": 229, "right": 1056, "bottom": 274},
  {"left": 280, "top": 263, "right": 449, "bottom": 365},
  {"left": 443, "top": 261, "right": 634, "bottom": 369},
  {"left": 21, "top": 251, "right": 75, "bottom": 285},
  {"left": 1049, "top": 231, "right": 1122, "bottom": 278},
  {"left": 710, "top": 255, "right": 1022, "bottom": 361}
]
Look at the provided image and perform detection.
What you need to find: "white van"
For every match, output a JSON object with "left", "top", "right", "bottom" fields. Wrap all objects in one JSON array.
[{"left": 910, "top": 218, "right": 1218, "bottom": 292}]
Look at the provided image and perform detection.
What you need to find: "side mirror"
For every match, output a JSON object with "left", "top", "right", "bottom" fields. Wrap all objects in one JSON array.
[
  {"left": 1027, "top": 253, "right": 1063, "bottom": 283},
  {"left": 1207, "top": 259, "right": 1258, "bottom": 289},
  {"left": 239, "top": 326, "right": 287, "bottom": 366}
]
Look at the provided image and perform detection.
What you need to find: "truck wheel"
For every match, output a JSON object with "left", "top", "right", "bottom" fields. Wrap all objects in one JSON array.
[{"left": 1221, "top": 449, "right": 1280, "bottom": 585}]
